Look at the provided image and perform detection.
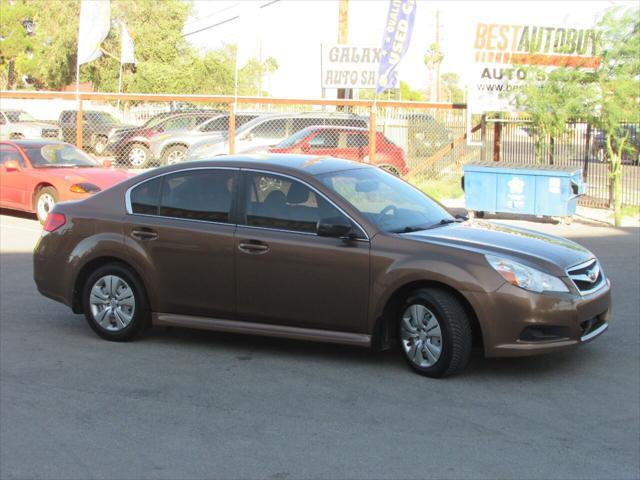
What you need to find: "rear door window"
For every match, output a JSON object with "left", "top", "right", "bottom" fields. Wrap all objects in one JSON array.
[
  {"left": 200, "top": 117, "right": 229, "bottom": 132},
  {"left": 159, "top": 169, "right": 236, "bottom": 223},
  {"left": 346, "top": 133, "right": 368, "bottom": 148}
]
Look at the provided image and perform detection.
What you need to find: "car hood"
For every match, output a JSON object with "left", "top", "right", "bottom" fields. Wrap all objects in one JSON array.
[
  {"left": 16, "top": 122, "right": 59, "bottom": 130},
  {"left": 403, "top": 220, "right": 593, "bottom": 271},
  {"left": 32, "top": 167, "right": 134, "bottom": 190}
]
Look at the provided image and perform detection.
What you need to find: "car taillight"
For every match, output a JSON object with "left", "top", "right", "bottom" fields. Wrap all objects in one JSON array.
[{"left": 43, "top": 212, "right": 66, "bottom": 232}]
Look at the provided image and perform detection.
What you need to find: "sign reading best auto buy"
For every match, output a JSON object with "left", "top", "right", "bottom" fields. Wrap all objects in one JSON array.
[
  {"left": 321, "top": 44, "right": 382, "bottom": 89},
  {"left": 469, "top": 23, "right": 602, "bottom": 113}
]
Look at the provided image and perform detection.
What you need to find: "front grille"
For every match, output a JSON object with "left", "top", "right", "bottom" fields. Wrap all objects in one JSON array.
[
  {"left": 42, "top": 128, "right": 59, "bottom": 138},
  {"left": 567, "top": 259, "right": 605, "bottom": 294}
]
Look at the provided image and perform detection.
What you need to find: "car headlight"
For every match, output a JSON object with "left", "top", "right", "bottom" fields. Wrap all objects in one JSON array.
[
  {"left": 70, "top": 183, "right": 101, "bottom": 194},
  {"left": 485, "top": 255, "right": 569, "bottom": 293}
]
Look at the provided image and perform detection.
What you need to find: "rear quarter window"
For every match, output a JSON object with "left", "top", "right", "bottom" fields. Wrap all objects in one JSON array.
[{"left": 130, "top": 177, "right": 161, "bottom": 215}]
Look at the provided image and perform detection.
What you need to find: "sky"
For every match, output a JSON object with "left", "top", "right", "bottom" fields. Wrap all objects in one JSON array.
[{"left": 184, "top": 0, "right": 633, "bottom": 99}]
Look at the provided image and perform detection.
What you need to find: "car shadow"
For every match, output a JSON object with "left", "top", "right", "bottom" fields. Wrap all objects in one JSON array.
[
  {"left": 142, "top": 324, "right": 601, "bottom": 380},
  {"left": 0, "top": 208, "right": 38, "bottom": 222}
]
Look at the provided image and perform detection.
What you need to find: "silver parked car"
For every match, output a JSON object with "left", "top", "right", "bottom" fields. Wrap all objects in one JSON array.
[
  {"left": 187, "top": 112, "right": 368, "bottom": 161},
  {"left": 0, "top": 110, "right": 61, "bottom": 141},
  {"left": 149, "top": 113, "right": 259, "bottom": 165}
]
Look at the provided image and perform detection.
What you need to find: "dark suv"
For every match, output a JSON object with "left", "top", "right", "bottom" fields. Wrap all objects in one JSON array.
[{"left": 58, "top": 110, "right": 133, "bottom": 155}]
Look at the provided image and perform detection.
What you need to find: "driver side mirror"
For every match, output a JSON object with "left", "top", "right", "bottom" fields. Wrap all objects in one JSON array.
[
  {"left": 3, "top": 160, "right": 21, "bottom": 172},
  {"left": 317, "top": 216, "right": 353, "bottom": 238}
]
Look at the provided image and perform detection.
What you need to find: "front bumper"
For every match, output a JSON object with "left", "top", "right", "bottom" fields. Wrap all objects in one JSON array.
[{"left": 465, "top": 279, "right": 612, "bottom": 357}]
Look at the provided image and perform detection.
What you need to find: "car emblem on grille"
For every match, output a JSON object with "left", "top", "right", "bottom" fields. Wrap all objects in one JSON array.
[{"left": 584, "top": 265, "right": 600, "bottom": 283}]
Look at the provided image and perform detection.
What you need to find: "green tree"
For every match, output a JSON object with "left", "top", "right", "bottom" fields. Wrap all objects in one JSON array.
[
  {"left": 514, "top": 67, "right": 596, "bottom": 163},
  {"left": 360, "top": 81, "right": 424, "bottom": 101},
  {"left": 592, "top": 6, "right": 640, "bottom": 226},
  {"left": 440, "top": 72, "right": 464, "bottom": 103},
  {"left": 0, "top": 0, "right": 278, "bottom": 95},
  {"left": 0, "top": 0, "right": 38, "bottom": 89}
]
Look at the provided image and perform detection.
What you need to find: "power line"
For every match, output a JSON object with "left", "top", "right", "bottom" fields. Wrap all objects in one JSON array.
[
  {"left": 183, "top": 15, "right": 240, "bottom": 37},
  {"left": 183, "top": 2, "right": 241, "bottom": 28},
  {"left": 182, "top": 0, "right": 280, "bottom": 38}
]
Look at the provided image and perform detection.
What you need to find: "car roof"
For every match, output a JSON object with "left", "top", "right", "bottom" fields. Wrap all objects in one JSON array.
[
  {"left": 1, "top": 139, "right": 69, "bottom": 148},
  {"left": 298, "top": 125, "right": 370, "bottom": 133},
  {"left": 145, "top": 154, "right": 369, "bottom": 178}
]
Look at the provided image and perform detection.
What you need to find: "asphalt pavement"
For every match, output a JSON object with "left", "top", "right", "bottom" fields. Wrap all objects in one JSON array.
[{"left": 1, "top": 211, "right": 639, "bottom": 480}]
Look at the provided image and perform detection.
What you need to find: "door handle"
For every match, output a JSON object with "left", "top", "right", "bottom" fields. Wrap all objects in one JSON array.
[
  {"left": 238, "top": 240, "right": 269, "bottom": 254},
  {"left": 131, "top": 228, "right": 158, "bottom": 241}
]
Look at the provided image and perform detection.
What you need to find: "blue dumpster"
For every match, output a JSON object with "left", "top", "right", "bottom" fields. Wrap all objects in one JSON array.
[{"left": 463, "top": 163, "right": 586, "bottom": 220}]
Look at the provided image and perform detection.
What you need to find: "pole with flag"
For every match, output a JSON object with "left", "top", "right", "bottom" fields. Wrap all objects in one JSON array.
[
  {"left": 76, "top": 0, "right": 111, "bottom": 148},
  {"left": 375, "top": 0, "right": 417, "bottom": 97},
  {"left": 76, "top": 0, "right": 111, "bottom": 98},
  {"left": 118, "top": 21, "right": 136, "bottom": 108}
]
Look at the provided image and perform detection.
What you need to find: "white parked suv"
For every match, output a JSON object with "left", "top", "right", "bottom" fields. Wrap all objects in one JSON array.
[
  {"left": 187, "top": 112, "right": 368, "bottom": 160},
  {"left": 0, "top": 110, "right": 61, "bottom": 141},
  {"left": 149, "top": 113, "right": 259, "bottom": 165}
]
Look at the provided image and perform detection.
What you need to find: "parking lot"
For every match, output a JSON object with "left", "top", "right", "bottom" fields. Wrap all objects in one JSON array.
[{"left": 0, "top": 211, "right": 638, "bottom": 480}]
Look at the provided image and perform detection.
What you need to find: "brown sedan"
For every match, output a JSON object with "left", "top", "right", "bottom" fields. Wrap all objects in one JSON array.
[{"left": 33, "top": 155, "right": 611, "bottom": 377}]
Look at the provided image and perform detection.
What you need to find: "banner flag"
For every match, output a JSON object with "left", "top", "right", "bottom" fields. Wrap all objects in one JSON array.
[
  {"left": 77, "top": 0, "right": 111, "bottom": 65},
  {"left": 120, "top": 22, "right": 136, "bottom": 65},
  {"left": 376, "top": 0, "right": 417, "bottom": 93}
]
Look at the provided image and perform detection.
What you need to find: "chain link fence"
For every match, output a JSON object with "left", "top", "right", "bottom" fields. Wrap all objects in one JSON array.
[{"left": 0, "top": 91, "right": 473, "bottom": 183}]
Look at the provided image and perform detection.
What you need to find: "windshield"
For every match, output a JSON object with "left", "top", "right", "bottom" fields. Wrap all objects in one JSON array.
[
  {"left": 275, "top": 128, "right": 313, "bottom": 148},
  {"left": 5, "top": 111, "right": 37, "bottom": 122},
  {"left": 319, "top": 167, "right": 453, "bottom": 233},
  {"left": 85, "top": 112, "right": 120, "bottom": 124},
  {"left": 25, "top": 144, "right": 100, "bottom": 168}
]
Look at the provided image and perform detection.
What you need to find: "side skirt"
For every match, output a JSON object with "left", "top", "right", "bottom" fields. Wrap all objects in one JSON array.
[{"left": 152, "top": 313, "right": 372, "bottom": 348}]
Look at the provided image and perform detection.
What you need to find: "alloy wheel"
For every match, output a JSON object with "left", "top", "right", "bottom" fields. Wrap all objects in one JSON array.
[
  {"left": 400, "top": 304, "right": 443, "bottom": 368},
  {"left": 166, "top": 150, "right": 185, "bottom": 165},
  {"left": 89, "top": 275, "right": 136, "bottom": 332},
  {"left": 128, "top": 146, "right": 148, "bottom": 167},
  {"left": 36, "top": 193, "right": 56, "bottom": 222}
]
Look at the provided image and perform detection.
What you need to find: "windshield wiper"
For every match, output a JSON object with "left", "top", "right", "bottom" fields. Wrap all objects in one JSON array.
[{"left": 392, "top": 218, "right": 462, "bottom": 234}]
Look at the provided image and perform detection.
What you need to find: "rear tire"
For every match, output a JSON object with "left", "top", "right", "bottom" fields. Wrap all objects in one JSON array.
[
  {"left": 398, "top": 288, "right": 472, "bottom": 378},
  {"left": 93, "top": 135, "right": 108, "bottom": 155},
  {"left": 35, "top": 187, "right": 58, "bottom": 224},
  {"left": 82, "top": 263, "right": 150, "bottom": 341}
]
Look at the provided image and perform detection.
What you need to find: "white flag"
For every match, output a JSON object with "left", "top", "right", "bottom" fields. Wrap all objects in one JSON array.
[
  {"left": 120, "top": 22, "right": 136, "bottom": 64},
  {"left": 77, "top": 0, "right": 111, "bottom": 65}
]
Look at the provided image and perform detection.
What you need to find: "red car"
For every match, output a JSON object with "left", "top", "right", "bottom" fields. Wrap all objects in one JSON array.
[
  {"left": 0, "top": 140, "right": 134, "bottom": 223},
  {"left": 268, "top": 126, "right": 408, "bottom": 176}
]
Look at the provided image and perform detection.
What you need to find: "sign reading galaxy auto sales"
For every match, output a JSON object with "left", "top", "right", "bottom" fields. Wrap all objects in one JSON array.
[
  {"left": 469, "top": 23, "right": 602, "bottom": 112},
  {"left": 321, "top": 44, "right": 382, "bottom": 89}
]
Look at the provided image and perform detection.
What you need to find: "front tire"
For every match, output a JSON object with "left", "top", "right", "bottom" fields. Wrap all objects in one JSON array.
[
  {"left": 82, "top": 263, "right": 150, "bottom": 341},
  {"left": 127, "top": 143, "right": 151, "bottom": 168},
  {"left": 35, "top": 187, "right": 58, "bottom": 224},
  {"left": 398, "top": 288, "right": 472, "bottom": 378},
  {"left": 163, "top": 145, "right": 187, "bottom": 165}
]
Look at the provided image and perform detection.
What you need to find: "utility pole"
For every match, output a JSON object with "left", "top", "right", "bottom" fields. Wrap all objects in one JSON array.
[
  {"left": 337, "top": 0, "right": 351, "bottom": 105},
  {"left": 435, "top": 10, "right": 441, "bottom": 102}
]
